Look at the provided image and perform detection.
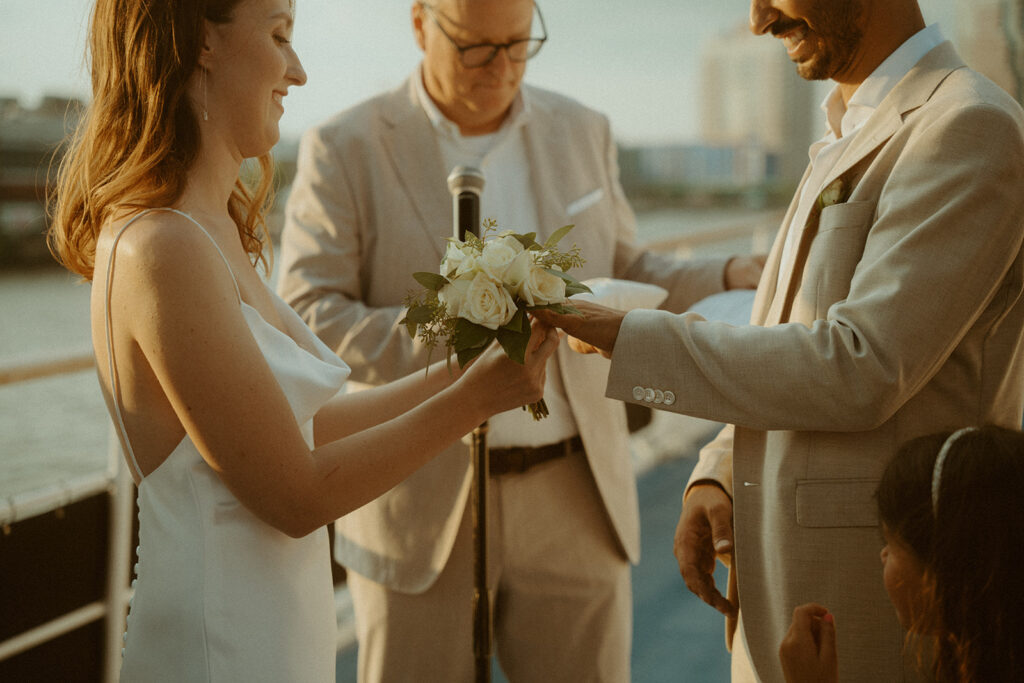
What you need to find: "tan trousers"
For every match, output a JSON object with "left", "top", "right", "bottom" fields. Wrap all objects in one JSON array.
[{"left": 347, "top": 449, "right": 632, "bottom": 683}]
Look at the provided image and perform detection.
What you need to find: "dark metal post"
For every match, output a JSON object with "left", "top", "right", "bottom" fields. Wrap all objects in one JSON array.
[{"left": 446, "top": 166, "right": 491, "bottom": 683}]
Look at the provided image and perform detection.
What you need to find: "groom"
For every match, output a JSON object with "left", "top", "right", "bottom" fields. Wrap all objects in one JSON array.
[
  {"left": 540, "top": 0, "right": 1024, "bottom": 681},
  {"left": 275, "top": 0, "right": 763, "bottom": 680}
]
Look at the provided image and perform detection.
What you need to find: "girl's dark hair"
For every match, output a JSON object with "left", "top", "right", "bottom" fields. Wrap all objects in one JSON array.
[{"left": 877, "top": 425, "right": 1024, "bottom": 682}]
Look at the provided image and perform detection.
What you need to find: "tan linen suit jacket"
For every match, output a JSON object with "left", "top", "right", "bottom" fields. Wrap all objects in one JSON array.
[
  {"left": 277, "top": 76, "right": 729, "bottom": 592},
  {"left": 607, "top": 43, "right": 1024, "bottom": 682}
]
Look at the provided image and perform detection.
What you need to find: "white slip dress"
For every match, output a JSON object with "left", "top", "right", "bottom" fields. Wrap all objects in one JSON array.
[{"left": 104, "top": 209, "right": 350, "bottom": 682}]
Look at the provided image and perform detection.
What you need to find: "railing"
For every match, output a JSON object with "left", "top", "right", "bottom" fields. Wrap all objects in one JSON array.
[
  {"left": 0, "top": 379, "right": 131, "bottom": 683},
  {"left": 0, "top": 217, "right": 775, "bottom": 681}
]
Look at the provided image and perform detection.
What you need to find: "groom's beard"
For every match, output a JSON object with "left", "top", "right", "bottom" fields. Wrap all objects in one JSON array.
[{"left": 770, "top": 0, "right": 864, "bottom": 82}]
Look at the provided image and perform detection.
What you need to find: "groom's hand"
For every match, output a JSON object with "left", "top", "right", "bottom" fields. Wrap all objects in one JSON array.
[
  {"left": 675, "top": 483, "right": 737, "bottom": 618},
  {"left": 532, "top": 300, "right": 624, "bottom": 357}
]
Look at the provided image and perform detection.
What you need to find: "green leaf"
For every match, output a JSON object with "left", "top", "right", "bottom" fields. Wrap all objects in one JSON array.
[
  {"left": 564, "top": 281, "right": 592, "bottom": 297},
  {"left": 543, "top": 268, "right": 590, "bottom": 292},
  {"left": 495, "top": 327, "right": 529, "bottom": 365},
  {"left": 504, "top": 307, "right": 527, "bottom": 333},
  {"left": 402, "top": 305, "right": 435, "bottom": 324},
  {"left": 544, "top": 224, "right": 575, "bottom": 248},
  {"left": 413, "top": 271, "right": 449, "bottom": 291},
  {"left": 457, "top": 344, "right": 488, "bottom": 368},
  {"left": 453, "top": 317, "right": 493, "bottom": 350},
  {"left": 512, "top": 232, "right": 538, "bottom": 250}
]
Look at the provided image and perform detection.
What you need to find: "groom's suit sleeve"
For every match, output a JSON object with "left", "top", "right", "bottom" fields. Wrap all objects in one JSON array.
[{"left": 605, "top": 89, "right": 1024, "bottom": 432}]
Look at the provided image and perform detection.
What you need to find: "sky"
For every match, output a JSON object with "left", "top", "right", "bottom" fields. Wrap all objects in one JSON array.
[{"left": 1, "top": 0, "right": 958, "bottom": 146}]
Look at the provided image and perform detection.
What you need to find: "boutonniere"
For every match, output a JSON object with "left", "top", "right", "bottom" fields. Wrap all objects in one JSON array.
[{"left": 816, "top": 177, "right": 850, "bottom": 210}]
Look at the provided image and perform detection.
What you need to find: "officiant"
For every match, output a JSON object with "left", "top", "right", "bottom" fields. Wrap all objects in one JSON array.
[{"left": 275, "top": 1, "right": 762, "bottom": 679}]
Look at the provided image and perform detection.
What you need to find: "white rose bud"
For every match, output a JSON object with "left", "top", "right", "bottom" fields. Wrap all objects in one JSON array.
[
  {"left": 442, "top": 241, "right": 479, "bottom": 279},
  {"left": 462, "top": 271, "right": 518, "bottom": 330},
  {"left": 520, "top": 263, "right": 567, "bottom": 306},
  {"left": 503, "top": 250, "right": 532, "bottom": 294},
  {"left": 477, "top": 237, "right": 523, "bottom": 281},
  {"left": 437, "top": 276, "right": 472, "bottom": 318}
]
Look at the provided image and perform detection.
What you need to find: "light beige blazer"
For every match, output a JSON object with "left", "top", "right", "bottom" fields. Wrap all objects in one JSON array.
[
  {"left": 607, "top": 43, "right": 1024, "bottom": 682},
  {"left": 277, "top": 76, "right": 728, "bottom": 592}
]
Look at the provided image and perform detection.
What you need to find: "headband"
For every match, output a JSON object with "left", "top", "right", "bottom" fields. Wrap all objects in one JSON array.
[{"left": 931, "top": 427, "right": 978, "bottom": 515}]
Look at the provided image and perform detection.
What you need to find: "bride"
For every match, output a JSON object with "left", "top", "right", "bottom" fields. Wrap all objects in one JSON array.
[{"left": 47, "top": 0, "right": 557, "bottom": 680}]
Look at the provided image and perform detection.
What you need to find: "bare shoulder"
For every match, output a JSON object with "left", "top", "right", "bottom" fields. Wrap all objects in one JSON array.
[{"left": 101, "top": 209, "right": 240, "bottom": 323}]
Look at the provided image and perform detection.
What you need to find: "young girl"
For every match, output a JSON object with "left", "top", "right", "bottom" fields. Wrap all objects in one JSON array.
[
  {"left": 47, "top": 0, "right": 557, "bottom": 680},
  {"left": 780, "top": 425, "right": 1024, "bottom": 682}
]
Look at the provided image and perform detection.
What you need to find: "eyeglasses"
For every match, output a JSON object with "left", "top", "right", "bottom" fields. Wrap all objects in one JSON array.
[{"left": 418, "top": 1, "right": 547, "bottom": 69}]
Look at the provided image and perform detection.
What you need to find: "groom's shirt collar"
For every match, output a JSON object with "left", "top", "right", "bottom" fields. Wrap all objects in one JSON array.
[{"left": 824, "top": 23, "right": 945, "bottom": 140}]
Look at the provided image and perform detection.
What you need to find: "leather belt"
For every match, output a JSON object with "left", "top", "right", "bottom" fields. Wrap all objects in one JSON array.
[{"left": 487, "top": 435, "right": 584, "bottom": 476}]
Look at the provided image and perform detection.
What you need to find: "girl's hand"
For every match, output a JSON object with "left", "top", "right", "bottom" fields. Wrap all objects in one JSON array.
[
  {"left": 779, "top": 603, "right": 838, "bottom": 683},
  {"left": 460, "top": 319, "right": 559, "bottom": 416}
]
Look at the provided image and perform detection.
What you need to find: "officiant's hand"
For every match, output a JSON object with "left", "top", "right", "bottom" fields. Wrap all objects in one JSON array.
[
  {"left": 725, "top": 254, "right": 767, "bottom": 290},
  {"left": 532, "top": 300, "right": 625, "bottom": 359},
  {"left": 675, "top": 483, "right": 738, "bottom": 619}
]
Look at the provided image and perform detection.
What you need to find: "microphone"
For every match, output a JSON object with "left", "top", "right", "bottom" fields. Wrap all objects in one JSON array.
[
  {"left": 447, "top": 164, "right": 493, "bottom": 675},
  {"left": 447, "top": 166, "right": 485, "bottom": 241}
]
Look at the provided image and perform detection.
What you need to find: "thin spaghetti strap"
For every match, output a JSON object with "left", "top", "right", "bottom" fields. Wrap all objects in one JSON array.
[
  {"left": 160, "top": 208, "right": 242, "bottom": 303},
  {"left": 104, "top": 207, "right": 242, "bottom": 481},
  {"left": 105, "top": 210, "right": 153, "bottom": 481}
]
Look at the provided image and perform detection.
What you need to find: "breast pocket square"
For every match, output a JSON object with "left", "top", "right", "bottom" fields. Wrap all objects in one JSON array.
[{"left": 566, "top": 188, "right": 604, "bottom": 216}]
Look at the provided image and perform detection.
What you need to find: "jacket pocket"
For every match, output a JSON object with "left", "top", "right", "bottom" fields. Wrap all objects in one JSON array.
[
  {"left": 817, "top": 199, "right": 875, "bottom": 233},
  {"left": 795, "top": 478, "right": 879, "bottom": 528},
  {"left": 803, "top": 200, "right": 876, "bottom": 317}
]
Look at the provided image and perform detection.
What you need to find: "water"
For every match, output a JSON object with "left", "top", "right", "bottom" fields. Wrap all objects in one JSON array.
[
  {"left": 0, "top": 207, "right": 777, "bottom": 500},
  {"left": 0, "top": 268, "right": 107, "bottom": 500}
]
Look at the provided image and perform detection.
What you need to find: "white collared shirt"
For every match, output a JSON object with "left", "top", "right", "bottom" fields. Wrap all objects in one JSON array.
[
  {"left": 414, "top": 67, "right": 580, "bottom": 448},
  {"left": 776, "top": 24, "right": 946, "bottom": 290}
]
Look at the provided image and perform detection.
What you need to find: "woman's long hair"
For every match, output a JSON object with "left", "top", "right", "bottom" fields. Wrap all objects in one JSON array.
[
  {"left": 877, "top": 426, "right": 1024, "bottom": 682},
  {"left": 47, "top": 0, "right": 275, "bottom": 280}
]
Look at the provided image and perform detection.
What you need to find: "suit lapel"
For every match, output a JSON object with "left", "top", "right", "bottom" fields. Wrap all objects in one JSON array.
[
  {"left": 521, "top": 96, "right": 567, "bottom": 242},
  {"left": 760, "top": 165, "right": 810, "bottom": 326},
  {"left": 379, "top": 77, "right": 452, "bottom": 261},
  {"left": 764, "top": 42, "right": 966, "bottom": 325}
]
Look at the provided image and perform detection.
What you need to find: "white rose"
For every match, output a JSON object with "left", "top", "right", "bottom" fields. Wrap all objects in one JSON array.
[
  {"left": 437, "top": 276, "right": 472, "bottom": 318},
  {"left": 461, "top": 271, "right": 517, "bottom": 330},
  {"left": 442, "top": 241, "right": 478, "bottom": 278},
  {"left": 503, "top": 250, "right": 532, "bottom": 294},
  {"left": 520, "top": 263, "right": 567, "bottom": 306},
  {"left": 477, "top": 236, "right": 524, "bottom": 281}
]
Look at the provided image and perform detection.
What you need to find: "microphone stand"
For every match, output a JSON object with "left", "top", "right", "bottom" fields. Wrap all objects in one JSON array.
[{"left": 446, "top": 166, "right": 491, "bottom": 683}]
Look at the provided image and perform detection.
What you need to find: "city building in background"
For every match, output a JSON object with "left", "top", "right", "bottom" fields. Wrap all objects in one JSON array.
[
  {"left": 618, "top": 143, "right": 784, "bottom": 209},
  {"left": 699, "top": 23, "right": 816, "bottom": 186},
  {"left": 3, "top": 4, "right": 1024, "bottom": 267},
  {"left": 617, "top": 23, "right": 816, "bottom": 210},
  {"left": 0, "top": 96, "right": 82, "bottom": 266}
]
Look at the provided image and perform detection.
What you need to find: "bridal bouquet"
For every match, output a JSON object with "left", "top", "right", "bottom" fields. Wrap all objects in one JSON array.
[{"left": 401, "top": 219, "right": 591, "bottom": 420}]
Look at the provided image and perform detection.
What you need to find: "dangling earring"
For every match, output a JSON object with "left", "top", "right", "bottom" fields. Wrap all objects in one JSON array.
[{"left": 201, "top": 68, "right": 209, "bottom": 121}]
